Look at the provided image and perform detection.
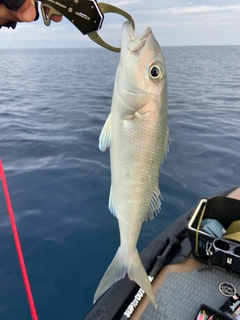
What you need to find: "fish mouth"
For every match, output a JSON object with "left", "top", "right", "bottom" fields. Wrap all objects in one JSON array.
[
  {"left": 128, "top": 26, "right": 152, "bottom": 56},
  {"left": 121, "top": 22, "right": 152, "bottom": 56}
]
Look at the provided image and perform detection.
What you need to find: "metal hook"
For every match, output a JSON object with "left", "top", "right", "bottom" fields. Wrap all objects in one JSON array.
[{"left": 88, "top": 3, "right": 135, "bottom": 52}]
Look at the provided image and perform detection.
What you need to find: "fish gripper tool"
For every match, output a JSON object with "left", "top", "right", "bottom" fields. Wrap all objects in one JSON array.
[{"left": 40, "top": 0, "right": 135, "bottom": 52}]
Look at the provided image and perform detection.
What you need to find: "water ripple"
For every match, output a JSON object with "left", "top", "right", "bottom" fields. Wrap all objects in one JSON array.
[{"left": 0, "top": 46, "right": 240, "bottom": 319}]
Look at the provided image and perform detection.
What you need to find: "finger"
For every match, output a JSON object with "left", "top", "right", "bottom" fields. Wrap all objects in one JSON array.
[
  {"left": 0, "top": 4, "right": 18, "bottom": 23},
  {"left": 12, "top": 0, "right": 36, "bottom": 22},
  {"left": 0, "top": 0, "right": 62, "bottom": 25},
  {"left": 0, "top": 17, "right": 9, "bottom": 25},
  {"left": 50, "top": 14, "right": 62, "bottom": 22}
]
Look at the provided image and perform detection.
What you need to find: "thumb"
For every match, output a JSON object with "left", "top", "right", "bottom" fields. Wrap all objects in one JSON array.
[{"left": 12, "top": 0, "right": 36, "bottom": 22}]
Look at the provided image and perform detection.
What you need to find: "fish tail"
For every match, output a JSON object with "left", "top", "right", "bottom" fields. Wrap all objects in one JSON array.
[
  {"left": 93, "top": 246, "right": 127, "bottom": 304},
  {"left": 127, "top": 249, "right": 156, "bottom": 307},
  {"left": 93, "top": 247, "right": 156, "bottom": 308}
]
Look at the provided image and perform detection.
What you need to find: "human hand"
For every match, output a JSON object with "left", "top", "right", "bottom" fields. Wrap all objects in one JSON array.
[{"left": 0, "top": 0, "right": 62, "bottom": 26}]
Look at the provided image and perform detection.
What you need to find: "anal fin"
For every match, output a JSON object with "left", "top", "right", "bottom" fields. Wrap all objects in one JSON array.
[{"left": 108, "top": 186, "right": 117, "bottom": 218}]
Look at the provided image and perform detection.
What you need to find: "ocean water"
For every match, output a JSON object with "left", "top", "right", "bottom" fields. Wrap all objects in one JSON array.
[{"left": 0, "top": 46, "right": 239, "bottom": 319}]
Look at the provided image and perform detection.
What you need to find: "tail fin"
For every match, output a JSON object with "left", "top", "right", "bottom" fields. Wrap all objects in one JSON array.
[{"left": 94, "top": 247, "right": 156, "bottom": 307}]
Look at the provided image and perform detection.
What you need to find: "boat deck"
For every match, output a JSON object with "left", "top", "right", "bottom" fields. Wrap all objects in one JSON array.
[{"left": 131, "top": 187, "right": 240, "bottom": 319}]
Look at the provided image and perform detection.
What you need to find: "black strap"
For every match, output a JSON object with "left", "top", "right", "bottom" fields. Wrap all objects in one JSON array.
[
  {"left": 0, "top": 0, "right": 26, "bottom": 11},
  {"left": 0, "top": 21, "right": 16, "bottom": 29},
  {"left": 34, "top": 1, "right": 39, "bottom": 21}
]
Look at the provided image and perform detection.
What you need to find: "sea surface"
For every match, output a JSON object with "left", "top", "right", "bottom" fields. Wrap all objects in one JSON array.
[{"left": 0, "top": 46, "right": 240, "bottom": 319}]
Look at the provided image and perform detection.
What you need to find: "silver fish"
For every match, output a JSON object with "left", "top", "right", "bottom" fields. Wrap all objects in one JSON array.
[{"left": 94, "top": 21, "right": 169, "bottom": 307}]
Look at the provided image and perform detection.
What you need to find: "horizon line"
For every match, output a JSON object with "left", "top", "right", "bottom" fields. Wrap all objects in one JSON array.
[{"left": 0, "top": 44, "right": 240, "bottom": 50}]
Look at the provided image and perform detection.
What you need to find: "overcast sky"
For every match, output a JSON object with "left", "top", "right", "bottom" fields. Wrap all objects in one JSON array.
[{"left": 1, "top": 0, "right": 240, "bottom": 49}]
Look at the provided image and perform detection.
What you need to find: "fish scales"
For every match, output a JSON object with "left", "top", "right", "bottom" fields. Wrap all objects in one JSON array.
[{"left": 94, "top": 21, "right": 169, "bottom": 307}]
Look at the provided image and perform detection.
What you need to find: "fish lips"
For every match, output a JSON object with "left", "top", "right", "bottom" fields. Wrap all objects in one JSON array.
[{"left": 121, "top": 21, "right": 153, "bottom": 58}]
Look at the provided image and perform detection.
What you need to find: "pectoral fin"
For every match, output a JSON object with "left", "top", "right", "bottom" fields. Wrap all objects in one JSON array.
[
  {"left": 99, "top": 113, "right": 111, "bottom": 152},
  {"left": 164, "top": 126, "right": 170, "bottom": 156}
]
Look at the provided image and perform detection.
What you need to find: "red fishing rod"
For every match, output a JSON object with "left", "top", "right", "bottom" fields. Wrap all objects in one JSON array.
[{"left": 0, "top": 160, "right": 38, "bottom": 320}]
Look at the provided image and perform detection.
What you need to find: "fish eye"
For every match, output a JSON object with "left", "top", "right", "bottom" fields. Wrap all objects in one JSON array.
[{"left": 149, "top": 63, "right": 163, "bottom": 81}]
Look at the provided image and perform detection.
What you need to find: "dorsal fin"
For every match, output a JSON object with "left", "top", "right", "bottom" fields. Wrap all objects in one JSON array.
[
  {"left": 146, "top": 185, "right": 162, "bottom": 221},
  {"left": 160, "top": 126, "right": 170, "bottom": 167},
  {"left": 164, "top": 126, "right": 170, "bottom": 158}
]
